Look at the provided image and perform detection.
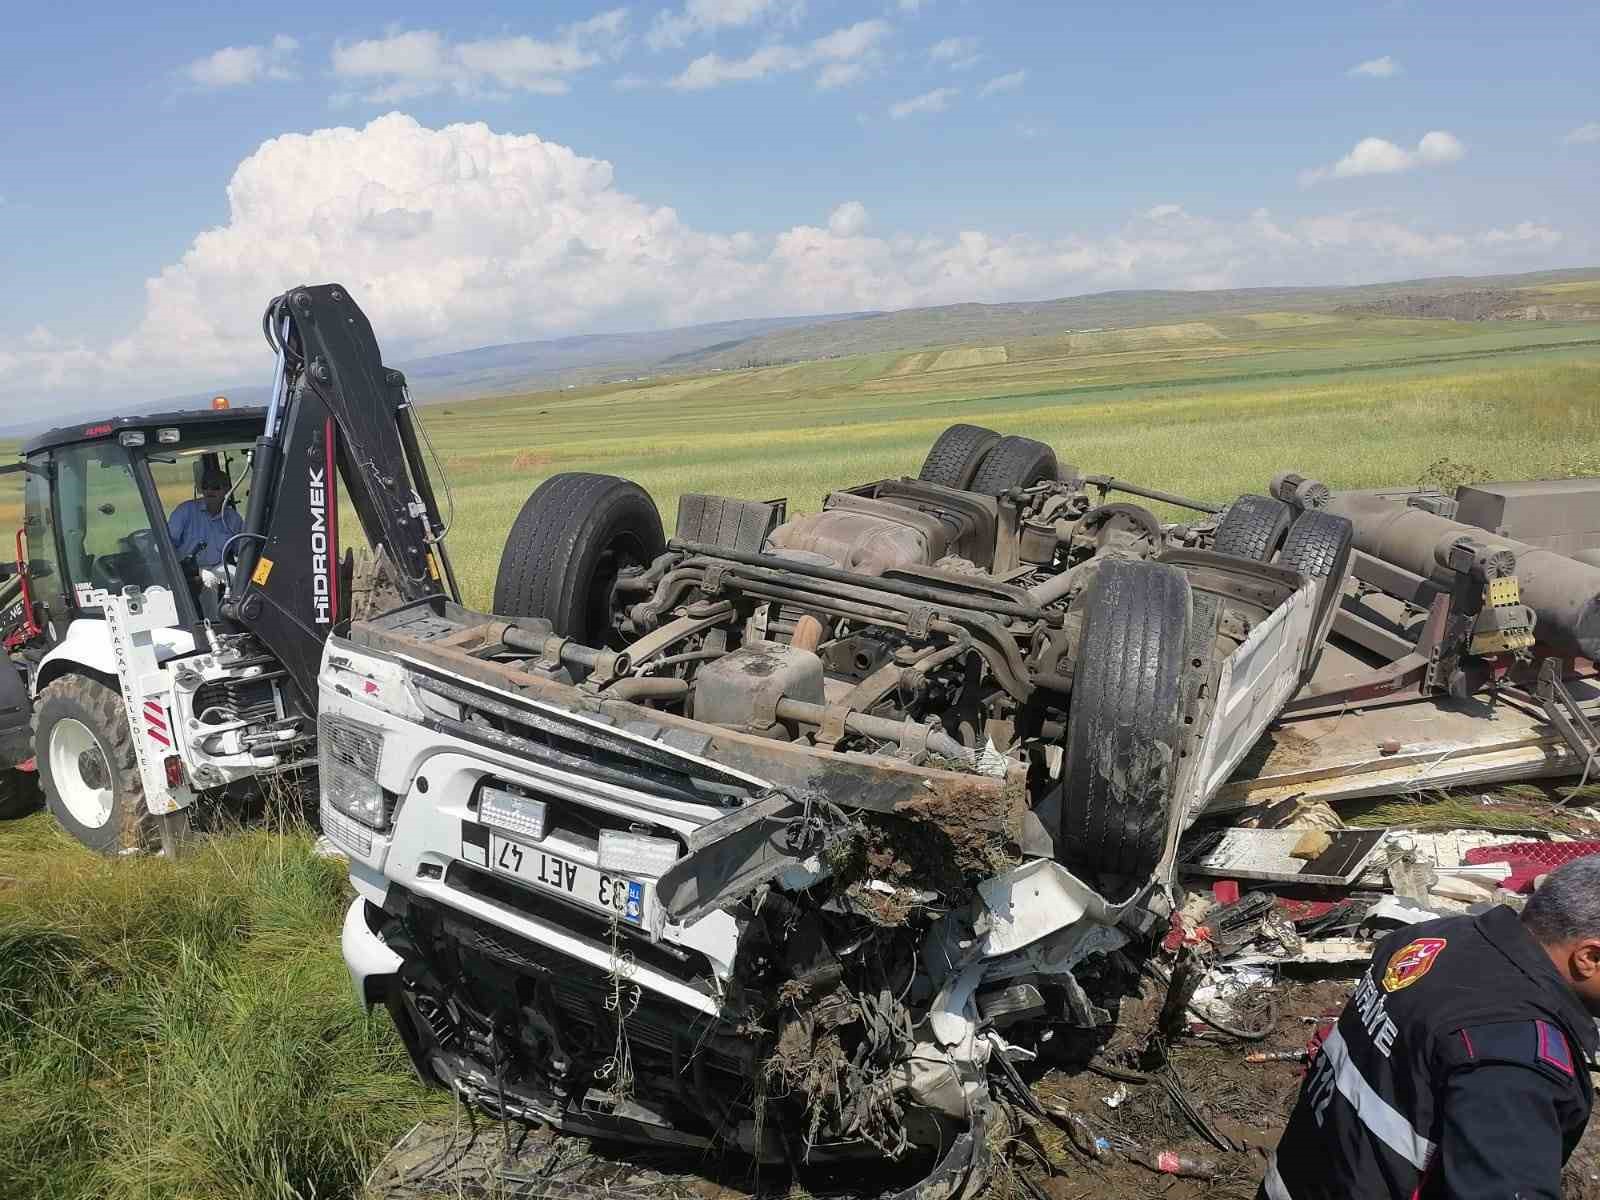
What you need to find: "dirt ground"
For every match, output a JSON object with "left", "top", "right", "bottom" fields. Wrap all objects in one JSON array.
[{"left": 361, "top": 975, "right": 1600, "bottom": 1200}]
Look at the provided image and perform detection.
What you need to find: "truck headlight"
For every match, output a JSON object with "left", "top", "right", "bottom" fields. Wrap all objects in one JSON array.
[{"left": 319, "top": 713, "right": 388, "bottom": 830}]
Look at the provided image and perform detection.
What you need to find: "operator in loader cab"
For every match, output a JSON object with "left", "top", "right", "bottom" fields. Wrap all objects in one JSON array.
[
  {"left": 1262, "top": 855, "right": 1600, "bottom": 1200},
  {"left": 168, "top": 463, "right": 243, "bottom": 571}
]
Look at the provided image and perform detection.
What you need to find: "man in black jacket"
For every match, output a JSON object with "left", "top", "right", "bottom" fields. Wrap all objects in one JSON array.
[{"left": 1261, "top": 855, "right": 1600, "bottom": 1199}]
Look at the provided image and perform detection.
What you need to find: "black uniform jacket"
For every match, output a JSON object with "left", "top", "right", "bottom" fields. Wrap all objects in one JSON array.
[{"left": 1262, "top": 905, "right": 1595, "bottom": 1200}]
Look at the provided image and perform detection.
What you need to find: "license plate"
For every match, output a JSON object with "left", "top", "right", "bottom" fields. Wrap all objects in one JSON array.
[{"left": 465, "top": 824, "right": 647, "bottom": 925}]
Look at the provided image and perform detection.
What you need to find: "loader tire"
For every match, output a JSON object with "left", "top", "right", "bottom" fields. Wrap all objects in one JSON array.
[
  {"left": 494, "top": 473, "right": 666, "bottom": 647},
  {"left": 0, "top": 771, "right": 40, "bottom": 820},
  {"left": 34, "top": 674, "right": 154, "bottom": 854},
  {"left": 1059, "top": 559, "right": 1191, "bottom": 887},
  {"left": 917, "top": 424, "right": 1002, "bottom": 490},
  {"left": 968, "top": 435, "right": 1058, "bottom": 495},
  {"left": 1212, "top": 494, "right": 1293, "bottom": 562},
  {"left": 1278, "top": 509, "right": 1354, "bottom": 687}
]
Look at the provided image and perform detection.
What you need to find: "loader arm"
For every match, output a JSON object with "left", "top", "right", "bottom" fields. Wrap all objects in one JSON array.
[{"left": 228, "top": 283, "right": 458, "bottom": 710}]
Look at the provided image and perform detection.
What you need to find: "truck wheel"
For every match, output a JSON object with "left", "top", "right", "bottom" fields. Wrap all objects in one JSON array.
[
  {"left": 1059, "top": 559, "right": 1191, "bottom": 886},
  {"left": 1278, "top": 510, "right": 1354, "bottom": 686},
  {"left": 0, "top": 772, "right": 40, "bottom": 820},
  {"left": 494, "top": 473, "right": 666, "bottom": 646},
  {"left": 968, "top": 435, "right": 1058, "bottom": 494},
  {"left": 1212, "top": 494, "right": 1293, "bottom": 561},
  {"left": 917, "top": 424, "right": 1001, "bottom": 490},
  {"left": 33, "top": 674, "right": 153, "bottom": 853}
]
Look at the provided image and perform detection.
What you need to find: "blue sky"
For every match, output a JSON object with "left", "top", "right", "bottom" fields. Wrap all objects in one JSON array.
[{"left": 2, "top": 0, "right": 1597, "bottom": 417}]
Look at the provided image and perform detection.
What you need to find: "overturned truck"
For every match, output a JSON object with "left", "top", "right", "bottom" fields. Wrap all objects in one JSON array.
[{"left": 328, "top": 423, "right": 1377, "bottom": 1195}]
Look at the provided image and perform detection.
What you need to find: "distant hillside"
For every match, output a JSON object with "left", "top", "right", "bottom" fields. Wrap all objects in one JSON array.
[
  {"left": 665, "top": 268, "right": 1600, "bottom": 373},
  {"left": 6, "top": 266, "right": 1596, "bottom": 437},
  {"left": 399, "top": 312, "right": 871, "bottom": 399}
]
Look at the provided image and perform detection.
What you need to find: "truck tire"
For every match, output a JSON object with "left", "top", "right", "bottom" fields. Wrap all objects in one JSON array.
[
  {"left": 494, "top": 473, "right": 666, "bottom": 647},
  {"left": 1059, "top": 559, "right": 1191, "bottom": 885},
  {"left": 968, "top": 435, "right": 1058, "bottom": 495},
  {"left": 916, "top": 424, "right": 1001, "bottom": 490},
  {"left": 33, "top": 674, "right": 154, "bottom": 853},
  {"left": 0, "top": 772, "right": 40, "bottom": 820},
  {"left": 1278, "top": 509, "right": 1354, "bottom": 686},
  {"left": 1212, "top": 494, "right": 1293, "bottom": 562}
]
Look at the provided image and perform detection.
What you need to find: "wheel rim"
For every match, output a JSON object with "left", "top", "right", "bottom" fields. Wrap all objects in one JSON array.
[{"left": 49, "top": 718, "right": 114, "bottom": 829}]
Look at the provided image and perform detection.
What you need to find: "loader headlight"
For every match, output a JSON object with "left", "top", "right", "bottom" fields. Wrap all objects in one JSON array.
[{"left": 319, "top": 713, "right": 388, "bottom": 830}]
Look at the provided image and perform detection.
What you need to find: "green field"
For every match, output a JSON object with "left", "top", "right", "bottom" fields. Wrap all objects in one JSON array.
[
  {"left": 426, "top": 314, "right": 1600, "bottom": 604},
  {"left": 2, "top": 308, "right": 1600, "bottom": 1199}
]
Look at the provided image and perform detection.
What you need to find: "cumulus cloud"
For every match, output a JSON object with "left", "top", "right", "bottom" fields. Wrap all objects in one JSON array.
[
  {"left": 1300, "top": 131, "right": 1464, "bottom": 185},
  {"left": 929, "top": 36, "right": 980, "bottom": 68},
  {"left": 649, "top": 0, "right": 805, "bottom": 50},
  {"left": 889, "top": 87, "right": 958, "bottom": 119},
  {"left": 669, "top": 19, "right": 888, "bottom": 90},
  {"left": 1348, "top": 55, "right": 1399, "bottom": 78},
  {"left": 978, "top": 69, "right": 1026, "bottom": 97},
  {"left": 184, "top": 36, "right": 299, "bottom": 87},
  {"left": 828, "top": 200, "right": 869, "bottom": 237},
  {"left": 0, "top": 115, "right": 1578, "bottom": 415},
  {"left": 1562, "top": 122, "right": 1600, "bottom": 145},
  {"left": 332, "top": 12, "right": 625, "bottom": 101}
]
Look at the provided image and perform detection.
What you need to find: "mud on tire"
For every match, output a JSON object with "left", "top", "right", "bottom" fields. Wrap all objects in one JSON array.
[
  {"left": 916, "top": 424, "right": 1002, "bottom": 490},
  {"left": 493, "top": 473, "right": 666, "bottom": 646},
  {"left": 968, "top": 435, "right": 1058, "bottom": 495},
  {"left": 34, "top": 673, "right": 153, "bottom": 853},
  {"left": 1059, "top": 559, "right": 1191, "bottom": 886},
  {"left": 1212, "top": 493, "right": 1293, "bottom": 561}
]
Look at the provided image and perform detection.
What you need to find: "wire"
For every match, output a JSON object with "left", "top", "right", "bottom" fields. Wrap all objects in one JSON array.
[{"left": 403, "top": 385, "right": 457, "bottom": 542}]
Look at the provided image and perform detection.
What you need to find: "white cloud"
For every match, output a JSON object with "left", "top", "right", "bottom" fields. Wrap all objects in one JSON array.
[
  {"left": 332, "top": 13, "right": 625, "bottom": 100},
  {"left": 889, "top": 87, "right": 958, "bottom": 119},
  {"left": 828, "top": 200, "right": 868, "bottom": 237},
  {"left": 1562, "top": 122, "right": 1600, "bottom": 145},
  {"left": 978, "top": 69, "right": 1026, "bottom": 98},
  {"left": 649, "top": 0, "right": 804, "bottom": 50},
  {"left": 1300, "top": 130, "right": 1464, "bottom": 184},
  {"left": 929, "top": 36, "right": 980, "bottom": 68},
  {"left": 669, "top": 19, "right": 889, "bottom": 89},
  {"left": 0, "top": 115, "right": 1578, "bottom": 415},
  {"left": 183, "top": 36, "right": 299, "bottom": 88},
  {"left": 1480, "top": 220, "right": 1562, "bottom": 247},
  {"left": 1348, "top": 55, "right": 1399, "bottom": 78}
]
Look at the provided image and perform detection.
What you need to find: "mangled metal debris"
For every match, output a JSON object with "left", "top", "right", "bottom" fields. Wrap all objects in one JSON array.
[{"left": 325, "top": 440, "right": 1600, "bottom": 1196}]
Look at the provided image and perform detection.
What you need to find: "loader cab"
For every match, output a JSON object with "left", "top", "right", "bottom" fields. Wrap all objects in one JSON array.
[{"left": 18, "top": 408, "right": 267, "bottom": 640}]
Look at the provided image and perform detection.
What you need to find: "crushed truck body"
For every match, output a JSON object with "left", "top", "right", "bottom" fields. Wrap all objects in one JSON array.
[{"left": 324, "top": 430, "right": 1600, "bottom": 1196}]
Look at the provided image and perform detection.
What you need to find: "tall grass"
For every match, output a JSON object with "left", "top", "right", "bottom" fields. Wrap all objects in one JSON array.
[{"left": 0, "top": 814, "right": 440, "bottom": 1199}]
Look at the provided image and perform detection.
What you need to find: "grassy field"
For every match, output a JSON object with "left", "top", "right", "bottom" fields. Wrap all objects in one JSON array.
[
  {"left": 1, "top": 308, "right": 1598, "bottom": 1199},
  {"left": 424, "top": 314, "right": 1600, "bottom": 604}
]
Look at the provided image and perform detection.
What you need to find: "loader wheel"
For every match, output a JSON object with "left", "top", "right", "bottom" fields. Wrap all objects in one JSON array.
[
  {"left": 968, "top": 435, "right": 1058, "bottom": 495},
  {"left": 1212, "top": 494, "right": 1293, "bottom": 562},
  {"left": 1278, "top": 509, "right": 1354, "bottom": 687},
  {"left": 0, "top": 771, "right": 41, "bottom": 820},
  {"left": 1059, "top": 559, "right": 1191, "bottom": 889},
  {"left": 34, "top": 674, "right": 154, "bottom": 854},
  {"left": 917, "top": 424, "right": 1002, "bottom": 490},
  {"left": 494, "top": 473, "right": 666, "bottom": 647}
]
